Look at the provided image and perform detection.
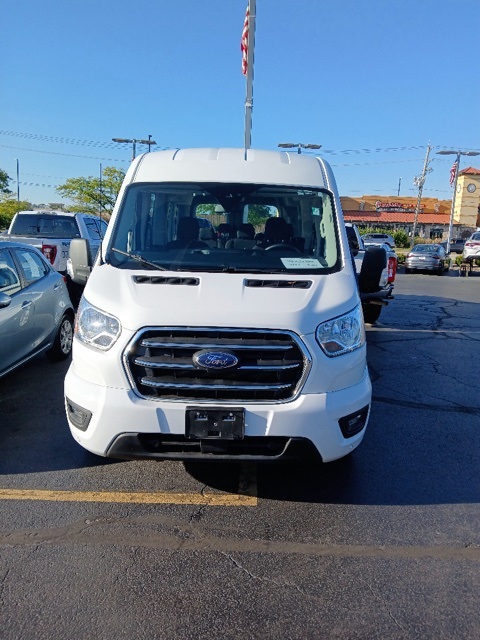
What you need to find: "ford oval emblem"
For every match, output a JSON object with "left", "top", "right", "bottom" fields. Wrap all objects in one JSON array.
[{"left": 193, "top": 350, "right": 239, "bottom": 370}]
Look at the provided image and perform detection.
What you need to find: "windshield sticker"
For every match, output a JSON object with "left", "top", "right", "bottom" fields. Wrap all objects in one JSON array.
[{"left": 281, "top": 258, "right": 322, "bottom": 269}]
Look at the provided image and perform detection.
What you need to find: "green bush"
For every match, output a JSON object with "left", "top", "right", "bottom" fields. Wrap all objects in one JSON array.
[
  {"left": 393, "top": 229, "right": 409, "bottom": 248},
  {"left": 359, "top": 226, "right": 411, "bottom": 248}
]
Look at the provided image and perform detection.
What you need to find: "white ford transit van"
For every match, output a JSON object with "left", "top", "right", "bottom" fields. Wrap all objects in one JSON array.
[{"left": 65, "top": 148, "right": 371, "bottom": 462}]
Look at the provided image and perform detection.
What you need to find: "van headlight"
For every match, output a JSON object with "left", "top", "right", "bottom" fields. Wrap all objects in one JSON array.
[
  {"left": 75, "top": 297, "right": 121, "bottom": 351},
  {"left": 316, "top": 305, "right": 365, "bottom": 357}
]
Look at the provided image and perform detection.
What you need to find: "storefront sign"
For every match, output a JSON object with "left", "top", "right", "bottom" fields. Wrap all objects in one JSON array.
[{"left": 375, "top": 200, "right": 424, "bottom": 213}]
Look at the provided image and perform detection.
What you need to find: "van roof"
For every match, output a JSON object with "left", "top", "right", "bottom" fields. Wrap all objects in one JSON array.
[{"left": 129, "top": 148, "right": 332, "bottom": 190}]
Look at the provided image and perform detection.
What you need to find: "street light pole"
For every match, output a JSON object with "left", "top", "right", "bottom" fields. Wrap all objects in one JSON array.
[
  {"left": 112, "top": 137, "right": 157, "bottom": 161},
  {"left": 436, "top": 149, "right": 480, "bottom": 253},
  {"left": 278, "top": 143, "right": 322, "bottom": 154}
]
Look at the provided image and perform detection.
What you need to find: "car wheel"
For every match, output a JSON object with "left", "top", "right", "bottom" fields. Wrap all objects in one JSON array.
[
  {"left": 46, "top": 312, "right": 74, "bottom": 362},
  {"left": 436, "top": 266, "right": 444, "bottom": 276},
  {"left": 362, "top": 303, "right": 382, "bottom": 324}
]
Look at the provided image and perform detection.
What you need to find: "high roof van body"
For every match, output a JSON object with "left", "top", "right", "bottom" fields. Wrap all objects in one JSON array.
[{"left": 65, "top": 148, "right": 371, "bottom": 462}]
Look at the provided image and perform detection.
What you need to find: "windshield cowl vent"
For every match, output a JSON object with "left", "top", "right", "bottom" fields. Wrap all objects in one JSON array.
[
  {"left": 244, "top": 279, "right": 312, "bottom": 289},
  {"left": 133, "top": 276, "right": 200, "bottom": 286}
]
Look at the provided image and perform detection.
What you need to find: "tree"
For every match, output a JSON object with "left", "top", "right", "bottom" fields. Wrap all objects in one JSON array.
[
  {"left": 0, "top": 169, "right": 12, "bottom": 195},
  {"left": 246, "top": 205, "right": 271, "bottom": 230},
  {"left": 56, "top": 166, "right": 125, "bottom": 218},
  {"left": 195, "top": 203, "right": 271, "bottom": 231},
  {"left": 0, "top": 199, "right": 32, "bottom": 230}
]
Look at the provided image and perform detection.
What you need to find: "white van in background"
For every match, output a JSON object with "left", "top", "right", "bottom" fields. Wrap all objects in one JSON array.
[{"left": 65, "top": 148, "right": 371, "bottom": 463}]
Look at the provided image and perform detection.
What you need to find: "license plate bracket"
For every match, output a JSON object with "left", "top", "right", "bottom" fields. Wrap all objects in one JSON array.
[{"left": 186, "top": 407, "right": 245, "bottom": 440}]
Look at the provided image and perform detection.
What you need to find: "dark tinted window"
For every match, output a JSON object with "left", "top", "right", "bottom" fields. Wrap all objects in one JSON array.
[{"left": 11, "top": 215, "right": 80, "bottom": 239}]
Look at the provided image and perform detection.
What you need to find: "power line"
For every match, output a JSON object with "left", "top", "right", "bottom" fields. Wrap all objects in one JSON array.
[
  {"left": 0, "top": 143, "right": 128, "bottom": 162},
  {"left": 0, "top": 130, "right": 131, "bottom": 150},
  {"left": 2, "top": 130, "right": 480, "bottom": 158},
  {"left": 331, "top": 157, "right": 424, "bottom": 168}
]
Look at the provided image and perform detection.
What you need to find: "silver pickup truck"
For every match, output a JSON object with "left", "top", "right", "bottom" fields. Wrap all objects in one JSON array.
[{"left": 0, "top": 211, "right": 108, "bottom": 274}]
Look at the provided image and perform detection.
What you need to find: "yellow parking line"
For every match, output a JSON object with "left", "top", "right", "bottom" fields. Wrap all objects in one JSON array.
[{"left": 0, "top": 488, "right": 257, "bottom": 506}]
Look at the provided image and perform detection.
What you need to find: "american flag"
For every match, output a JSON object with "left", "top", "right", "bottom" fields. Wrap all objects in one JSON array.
[
  {"left": 449, "top": 160, "right": 458, "bottom": 186},
  {"left": 241, "top": 6, "right": 249, "bottom": 76}
]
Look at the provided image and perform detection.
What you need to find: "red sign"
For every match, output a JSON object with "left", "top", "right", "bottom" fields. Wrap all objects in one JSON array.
[{"left": 375, "top": 201, "right": 424, "bottom": 213}]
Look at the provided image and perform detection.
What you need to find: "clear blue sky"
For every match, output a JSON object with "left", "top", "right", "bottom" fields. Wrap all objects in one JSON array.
[{"left": 1, "top": 0, "right": 479, "bottom": 206}]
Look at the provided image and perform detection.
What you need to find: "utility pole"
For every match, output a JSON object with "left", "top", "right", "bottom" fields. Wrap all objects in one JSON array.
[{"left": 411, "top": 145, "right": 432, "bottom": 247}]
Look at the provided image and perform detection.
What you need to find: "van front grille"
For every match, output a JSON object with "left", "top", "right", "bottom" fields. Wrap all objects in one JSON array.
[{"left": 124, "top": 327, "right": 310, "bottom": 403}]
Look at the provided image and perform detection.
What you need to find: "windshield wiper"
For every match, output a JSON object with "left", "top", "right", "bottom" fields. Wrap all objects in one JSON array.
[{"left": 111, "top": 247, "right": 167, "bottom": 271}]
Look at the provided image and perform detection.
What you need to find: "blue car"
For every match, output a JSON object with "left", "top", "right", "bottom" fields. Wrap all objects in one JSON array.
[{"left": 0, "top": 241, "right": 75, "bottom": 378}]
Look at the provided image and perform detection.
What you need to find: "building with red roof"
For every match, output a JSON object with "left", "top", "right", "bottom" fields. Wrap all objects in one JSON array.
[{"left": 341, "top": 167, "right": 480, "bottom": 239}]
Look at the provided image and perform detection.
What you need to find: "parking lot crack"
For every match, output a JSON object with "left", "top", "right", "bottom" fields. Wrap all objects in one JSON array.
[
  {"left": 219, "top": 551, "right": 317, "bottom": 600},
  {"left": 373, "top": 395, "right": 480, "bottom": 417},
  {"left": 355, "top": 574, "right": 407, "bottom": 633}
]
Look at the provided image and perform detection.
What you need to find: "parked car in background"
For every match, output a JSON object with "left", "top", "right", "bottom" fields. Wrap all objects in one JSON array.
[
  {"left": 404, "top": 243, "right": 450, "bottom": 275},
  {"left": 0, "top": 241, "right": 74, "bottom": 378},
  {"left": 362, "top": 232, "right": 395, "bottom": 248},
  {"left": 440, "top": 238, "right": 465, "bottom": 254},
  {"left": 462, "top": 231, "right": 480, "bottom": 259}
]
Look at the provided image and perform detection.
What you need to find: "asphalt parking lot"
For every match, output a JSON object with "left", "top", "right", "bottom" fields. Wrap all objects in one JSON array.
[{"left": 0, "top": 271, "right": 479, "bottom": 639}]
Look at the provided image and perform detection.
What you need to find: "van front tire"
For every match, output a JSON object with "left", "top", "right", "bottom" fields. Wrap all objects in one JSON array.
[{"left": 362, "top": 303, "right": 382, "bottom": 324}]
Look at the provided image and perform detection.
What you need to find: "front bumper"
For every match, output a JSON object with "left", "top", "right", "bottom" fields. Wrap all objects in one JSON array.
[
  {"left": 65, "top": 364, "right": 372, "bottom": 463},
  {"left": 360, "top": 283, "right": 394, "bottom": 302}
]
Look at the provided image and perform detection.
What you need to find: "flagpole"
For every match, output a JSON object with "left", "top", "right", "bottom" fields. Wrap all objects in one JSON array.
[{"left": 243, "top": 0, "right": 256, "bottom": 154}]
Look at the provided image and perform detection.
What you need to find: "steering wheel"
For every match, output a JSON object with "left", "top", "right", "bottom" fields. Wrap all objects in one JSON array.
[{"left": 265, "top": 243, "right": 301, "bottom": 254}]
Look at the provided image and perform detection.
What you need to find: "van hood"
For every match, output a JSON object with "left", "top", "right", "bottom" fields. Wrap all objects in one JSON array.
[{"left": 84, "top": 264, "right": 359, "bottom": 336}]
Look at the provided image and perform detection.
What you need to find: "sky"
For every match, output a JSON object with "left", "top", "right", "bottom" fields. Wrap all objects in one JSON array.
[{"left": 1, "top": 0, "right": 480, "bottom": 207}]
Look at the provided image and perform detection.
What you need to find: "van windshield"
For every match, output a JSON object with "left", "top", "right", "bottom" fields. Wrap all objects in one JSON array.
[{"left": 107, "top": 182, "right": 340, "bottom": 274}]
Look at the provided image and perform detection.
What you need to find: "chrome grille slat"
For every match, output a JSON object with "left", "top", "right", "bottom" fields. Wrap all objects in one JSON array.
[
  {"left": 134, "top": 357, "right": 301, "bottom": 372},
  {"left": 141, "top": 379, "right": 292, "bottom": 391},
  {"left": 125, "top": 327, "right": 311, "bottom": 403},
  {"left": 141, "top": 339, "right": 292, "bottom": 351}
]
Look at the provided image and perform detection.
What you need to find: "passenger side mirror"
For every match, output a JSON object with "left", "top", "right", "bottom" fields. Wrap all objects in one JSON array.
[{"left": 69, "top": 238, "right": 92, "bottom": 285}]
